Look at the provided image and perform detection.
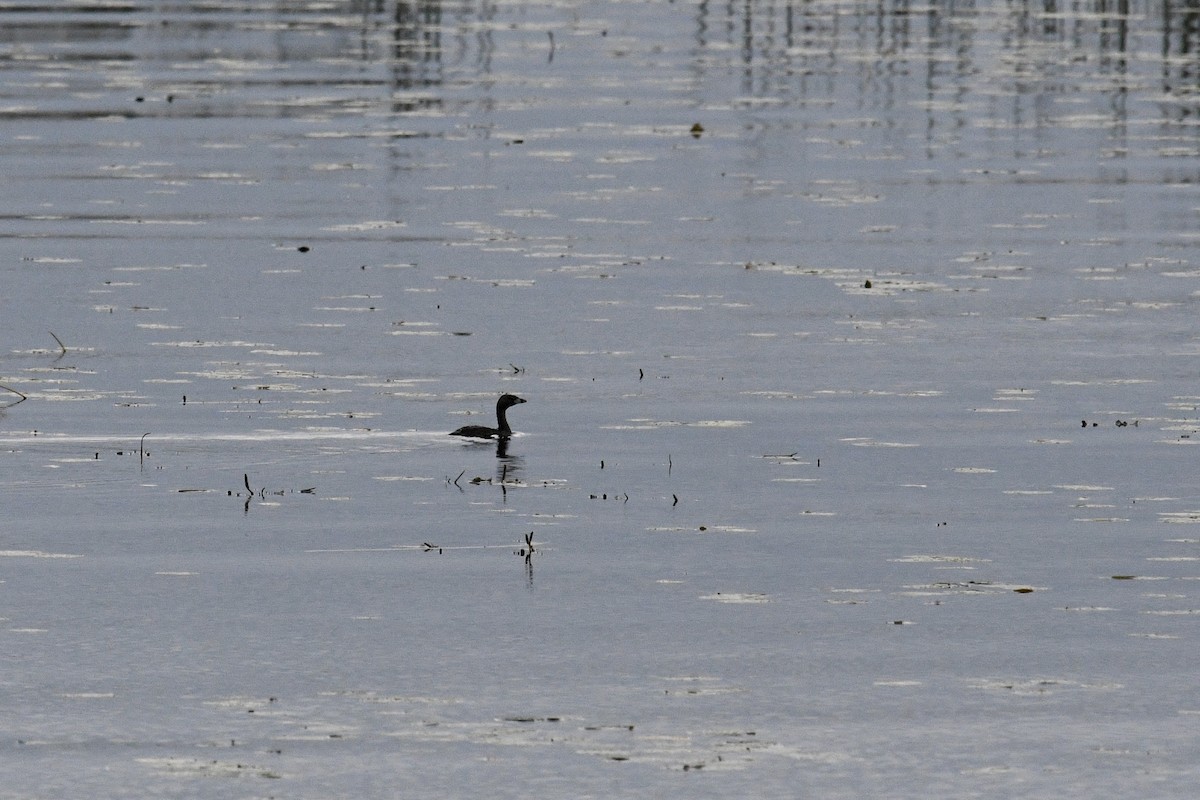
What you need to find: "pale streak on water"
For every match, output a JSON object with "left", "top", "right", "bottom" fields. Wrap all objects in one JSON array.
[{"left": 1, "top": 2, "right": 1199, "bottom": 796}]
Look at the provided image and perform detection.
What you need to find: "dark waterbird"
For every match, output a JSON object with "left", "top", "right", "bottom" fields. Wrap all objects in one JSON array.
[{"left": 450, "top": 394, "right": 526, "bottom": 439}]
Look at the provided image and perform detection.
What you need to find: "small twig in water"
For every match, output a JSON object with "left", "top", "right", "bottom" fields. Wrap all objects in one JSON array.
[
  {"left": 48, "top": 331, "right": 66, "bottom": 357},
  {"left": 516, "top": 531, "right": 536, "bottom": 565},
  {"left": 139, "top": 433, "right": 150, "bottom": 466},
  {"left": 547, "top": 30, "right": 555, "bottom": 63},
  {"left": 0, "top": 384, "right": 27, "bottom": 406},
  {"left": 244, "top": 473, "right": 252, "bottom": 494}
]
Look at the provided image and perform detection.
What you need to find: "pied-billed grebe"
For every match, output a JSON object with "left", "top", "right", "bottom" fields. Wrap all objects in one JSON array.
[{"left": 450, "top": 393, "right": 526, "bottom": 439}]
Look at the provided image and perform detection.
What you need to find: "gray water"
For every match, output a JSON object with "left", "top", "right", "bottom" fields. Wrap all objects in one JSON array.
[{"left": 2, "top": 2, "right": 1199, "bottom": 797}]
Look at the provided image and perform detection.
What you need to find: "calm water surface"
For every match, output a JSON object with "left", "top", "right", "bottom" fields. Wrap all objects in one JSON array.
[{"left": 2, "top": 2, "right": 1199, "bottom": 797}]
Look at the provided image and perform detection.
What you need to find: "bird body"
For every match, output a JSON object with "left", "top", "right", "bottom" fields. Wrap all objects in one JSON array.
[{"left": 450, "top": 393, "right": 526, "bottom": 439}]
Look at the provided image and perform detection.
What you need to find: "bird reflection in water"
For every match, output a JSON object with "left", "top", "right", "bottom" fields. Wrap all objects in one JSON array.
[{"left": 496, "top": 444, "right": 523, "bottom": 483}]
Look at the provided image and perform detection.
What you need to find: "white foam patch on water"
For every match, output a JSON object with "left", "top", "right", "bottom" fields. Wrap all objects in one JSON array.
[
  {"left": 0, "top": 550, "right": 83, "bottom": 559},
  {"left": 700, "top": 592, "right": 769, "bottom": 604}
]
